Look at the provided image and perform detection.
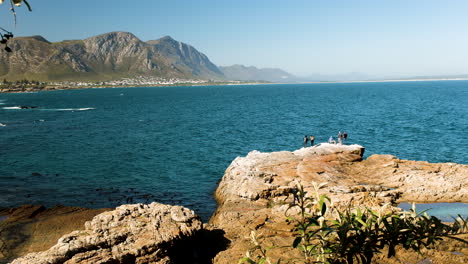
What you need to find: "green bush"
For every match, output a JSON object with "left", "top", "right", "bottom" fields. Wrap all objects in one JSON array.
[{"left": 240, "top": 183, "right": 467, "bottom": 264}]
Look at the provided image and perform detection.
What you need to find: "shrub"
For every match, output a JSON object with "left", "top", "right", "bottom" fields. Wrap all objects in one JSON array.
[{"left": 240, "top": 183, "right": 467, "bottom": 264}]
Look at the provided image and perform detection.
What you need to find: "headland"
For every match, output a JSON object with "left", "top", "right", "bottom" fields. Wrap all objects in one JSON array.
[{"left": 2, "top": 144, "right": 467, "bottom": 263}]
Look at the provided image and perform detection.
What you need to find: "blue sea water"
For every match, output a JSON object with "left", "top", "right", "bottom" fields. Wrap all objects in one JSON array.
[
  {"left": 398, "top": 202, "right": 468, "bottom": 222},
  {"left": 0, "top": 81, "right": 467, "bottom": 220}
]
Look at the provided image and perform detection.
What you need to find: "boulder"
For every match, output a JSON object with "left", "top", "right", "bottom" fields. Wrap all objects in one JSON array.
[{"left": 11, "top": 202, "right": 203, "bottom": 264}]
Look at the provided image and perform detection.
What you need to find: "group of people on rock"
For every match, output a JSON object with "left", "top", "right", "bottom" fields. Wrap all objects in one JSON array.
[
  {"left": 303, "top": 131, "right": 348, "bottom": 148},
  {"left": 329, "top": 131, "right": 348, "bottom": 145},
  {"left": 303, "top": 135, "right": 315, "bottom": 147}
]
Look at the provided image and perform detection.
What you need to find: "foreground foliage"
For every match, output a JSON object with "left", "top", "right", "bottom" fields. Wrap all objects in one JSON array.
[
  {"left": 240, "top": 183, "right": 467, "bottom": 264},
  {"left": 0, "top": 0, "right": 32, "bottom": 52}
]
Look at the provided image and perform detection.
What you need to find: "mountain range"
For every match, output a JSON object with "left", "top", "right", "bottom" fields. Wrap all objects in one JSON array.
[
  {"left": 219, "top": 65, "right": 295, "bottom": 83},
  {"left": 0, "top": 31, "right": 298, "bottom": 83},
  {"left": 0, "top": 32, "right": 466, "bottom": 83},
  {"left": 0, "top": 32, "right": 224, "bottom": 82}
]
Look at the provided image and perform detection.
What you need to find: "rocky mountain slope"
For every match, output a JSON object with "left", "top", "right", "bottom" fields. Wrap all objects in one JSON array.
[
  {"left": 220, "top": 64, "right": 296, "bottom": 82},
  {"left": 0, "top": 32, "right": 224, "bottom": 81}
]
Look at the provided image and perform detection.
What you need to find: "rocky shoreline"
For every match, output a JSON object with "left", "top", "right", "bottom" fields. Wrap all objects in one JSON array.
[{"left": 1, "top": 144, "right": 467, "bottom": 263}]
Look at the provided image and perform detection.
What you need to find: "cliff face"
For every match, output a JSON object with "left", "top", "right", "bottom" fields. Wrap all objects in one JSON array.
[
  {"left": 210, "top": 143, "right": 468, "bottom": 263},
  {"left": 147, "top": 36, "right": 224, "bottom": 79},
  {"left": 0, "top": 32, "right": 225, "bottom": 81}
]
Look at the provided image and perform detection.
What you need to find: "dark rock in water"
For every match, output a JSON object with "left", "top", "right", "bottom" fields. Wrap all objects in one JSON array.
[
  {"left": 31, "top": 172, "right": 42, "bottom": 177},
  {"left": 7, "top": 205, "right": 46, "bottom": 220},
  {"left": 19, "top": 106, "right": 37, "bottom": 109}
]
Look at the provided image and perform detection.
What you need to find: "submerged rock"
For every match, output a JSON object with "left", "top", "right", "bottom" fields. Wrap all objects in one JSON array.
[{"left": 11, "top": 203, "right": 203, "bottom": 264}]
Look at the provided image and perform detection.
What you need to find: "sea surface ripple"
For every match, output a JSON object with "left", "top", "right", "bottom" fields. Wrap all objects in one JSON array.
[{"left": 0, "top": 81, "right": 467, "bottom": 220}]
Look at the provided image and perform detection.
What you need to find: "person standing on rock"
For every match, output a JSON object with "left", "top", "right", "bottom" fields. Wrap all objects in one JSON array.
[
  {"left": 303, "top": 135, "right": 309, "bottom": 147},
  {"left": 309, "top": 135, "right": 315, "bottom": 146},
  {"left": 343, "top": 131, "right": 348, "bottom": 142},
  {"left": 338, "top": 131, "right": 343, "bottom": 145}
]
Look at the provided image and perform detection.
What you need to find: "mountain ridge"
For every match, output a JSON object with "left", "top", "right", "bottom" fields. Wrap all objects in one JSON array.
[
  {"left": 0, "top": 32, "right": 224, "bottom": 82},
  {"left": 220, "top": 64, "right": 295, "bottom": 83}
]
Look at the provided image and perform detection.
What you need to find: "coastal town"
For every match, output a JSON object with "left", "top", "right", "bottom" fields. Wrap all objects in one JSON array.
[{"left": 0, "top": 76, "right": 248, "bottom": 93}]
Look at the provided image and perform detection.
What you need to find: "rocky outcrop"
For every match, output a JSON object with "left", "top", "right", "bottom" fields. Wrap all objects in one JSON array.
[
  {"left": 11, "top": 203, "right": 203, "bottom": 264},
  {"left": 0, "top": 205, "right": 109, "bottom": 263},
  {"left": 210, "top": 143, "right": 468, "bottom": 263},
  {"left": 4, "top": 144, "right": 467, "bottom": 263}
]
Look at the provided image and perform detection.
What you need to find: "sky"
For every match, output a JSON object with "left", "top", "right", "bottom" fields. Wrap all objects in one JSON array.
[{"left": 3, "top": 0, "right": 468, "bottom": 78}]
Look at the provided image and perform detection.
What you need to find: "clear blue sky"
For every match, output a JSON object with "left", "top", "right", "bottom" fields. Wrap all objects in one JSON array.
[{"left": 4, "top": 0, "right": 468, "bottom": 77}]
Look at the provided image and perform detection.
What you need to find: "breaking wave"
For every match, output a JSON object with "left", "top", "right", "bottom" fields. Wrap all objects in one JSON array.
[
  {"left": 2, "top": 106, "right": 95, "bottom": 111},
  {"left": 2, "top": 106, "right": 22, "bottom": 109},
  {"left": 41, "top": 108, "right": 96, "bottom": 111}
]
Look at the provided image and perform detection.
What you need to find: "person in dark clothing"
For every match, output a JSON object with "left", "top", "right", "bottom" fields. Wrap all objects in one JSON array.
[
  {"left": 303, "top": 135, "right": 308, "bottom": 147},
  {"left": 343, "top": 131, "right": 348, "bottom": 140},
  {"left": 309, "top": 135, "right": 315, "bottom": 146}
]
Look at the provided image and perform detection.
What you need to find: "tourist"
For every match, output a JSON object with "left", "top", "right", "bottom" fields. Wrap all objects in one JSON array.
[
  {"left": 328, "top": 136, "right": 336, "bottom": 144},
  {"left": 309, "top": 135, "right": 315, "bottom": 146},
  {"left": 303, "top": 135, "right": 308, "bottom": 147},
  {"left": 338, "top": 131, "right": 343, "bottom": 145},
  {"left": 343, "top": 131, "right": 348, "bottom": 141}
]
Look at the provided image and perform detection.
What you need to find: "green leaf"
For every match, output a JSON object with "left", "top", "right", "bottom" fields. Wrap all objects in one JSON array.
[
  {"left": 292, "top": 237, "right": 302, "bottom": 248},
  {"left": 321, "top": 201, "right": 327, "bottom": 216},
  {"left": 356, "top": 217, "right": 368, "bottom": 227},
  {"left": 239, "top": 257, "right": 257, "bottom": 264}
]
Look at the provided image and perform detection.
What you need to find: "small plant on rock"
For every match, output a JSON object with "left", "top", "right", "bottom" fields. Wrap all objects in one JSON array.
[{"left": 240, "top": 182, "right": 468, "bottom": 264}]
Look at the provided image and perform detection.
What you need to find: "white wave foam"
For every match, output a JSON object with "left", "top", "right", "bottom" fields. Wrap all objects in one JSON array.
[
  {"left": 41, "top": 107, "right": 95, "bottom": 111},
  {"left": 0, "top": 123, "right": 6, "bottom": 127},
  {"left": 2, "top": 106, "right": 21, "bottom": 109}
]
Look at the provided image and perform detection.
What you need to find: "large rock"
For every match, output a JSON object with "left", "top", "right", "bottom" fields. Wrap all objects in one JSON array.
[
  {"left": 0, "top": 205, "right": 109, "bottom": 263},
  {"left": 210, "top": 143, "right": 468, "bottom": 263},
  {"left": 11, "top": 202, "right": 203, "bottom": 264}
]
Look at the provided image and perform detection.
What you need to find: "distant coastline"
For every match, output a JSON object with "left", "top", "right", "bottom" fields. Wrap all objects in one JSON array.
[
  {"left": 1, "top": 78, "right": 467, "bottom": 94},
  {"left": 0, "top": 81, "right": 268, "bottom": 94},
  {"left": 298, "top": 77, "right": 468, "bottom": 84}
]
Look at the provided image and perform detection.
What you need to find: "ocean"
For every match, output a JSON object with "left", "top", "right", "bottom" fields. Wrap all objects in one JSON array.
[{"left": 0, "top": 81, "right": 467, "bottom": 220}]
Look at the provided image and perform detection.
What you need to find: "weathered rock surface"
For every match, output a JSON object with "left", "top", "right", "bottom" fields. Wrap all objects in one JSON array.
[
  {"left": 0, "top": 205, "right": 109, "bottom": 263},
  {"left": 11, "top": 203, "right": 203, "bottom": 264},
  {"left": 210, "top": 143, "right": 468, "bottom": 263}
]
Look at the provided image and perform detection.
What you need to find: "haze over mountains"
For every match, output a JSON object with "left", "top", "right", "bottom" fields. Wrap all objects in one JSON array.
[
  {"left": 0, "top": 31, "right": 466, "bottom": 83},
  {"left": 219, "top": 65, "right": 295, "bottom": 83}
]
